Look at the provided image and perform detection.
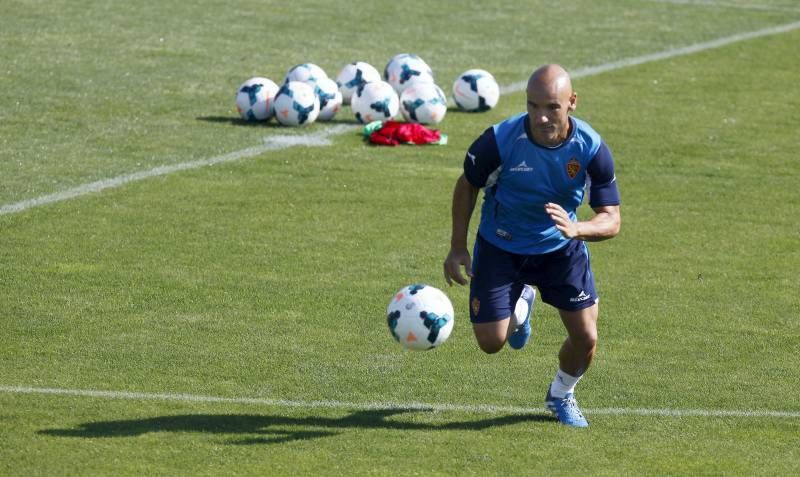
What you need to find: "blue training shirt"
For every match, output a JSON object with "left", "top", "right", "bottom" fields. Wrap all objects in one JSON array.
[{"left": 463, "top": 112, "right": 620, "bottom": 255}]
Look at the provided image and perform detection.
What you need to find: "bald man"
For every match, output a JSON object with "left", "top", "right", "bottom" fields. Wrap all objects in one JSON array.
[{"left": 443, "top": 64, "right": 621, "bottom": 427}]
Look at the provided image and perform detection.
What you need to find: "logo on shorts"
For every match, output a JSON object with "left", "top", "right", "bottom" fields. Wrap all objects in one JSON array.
[
  {"left": 566, "top": 158, "right": 581, "bottom": 179},
  {"left": 569, "top": 290, "right": 592, "bottom": 303},
  {"left": 471, "top": 297, "right": 480, "bottom": 316}
]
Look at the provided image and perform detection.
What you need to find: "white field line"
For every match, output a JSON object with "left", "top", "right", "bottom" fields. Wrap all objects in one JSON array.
[
  {"left": 2, "top": 385, "right": 799, "bottom": 419},
  {"left": 498, "top": 19, "right": 800, "bottom": 94},
  {"left": 0, "top": 124, "right": 357, "bottom": 216},
  {"left": 650, "top": 0, "right": 800, "bottom": 14},
  {"left": 3, "top": 19, "right": 800, "bottom": 216}
]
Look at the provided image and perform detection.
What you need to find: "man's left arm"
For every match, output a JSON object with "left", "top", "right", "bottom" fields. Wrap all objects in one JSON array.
[
  {"left": 546, "top": 140, "right": 621, "bottom": 241},
  {"left": 545, "top": 203, "right": 620, "bottom": 241}
]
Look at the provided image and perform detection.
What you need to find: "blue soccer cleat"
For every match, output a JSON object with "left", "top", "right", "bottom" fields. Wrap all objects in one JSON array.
[
  {"left": 507, "top": 285, "right": 536, "bottom": 350},
  {"left": 545, "top": 389, "right": 589, "bottom": 428}
]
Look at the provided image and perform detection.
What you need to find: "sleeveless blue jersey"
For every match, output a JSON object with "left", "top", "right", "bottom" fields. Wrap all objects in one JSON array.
[{"left": 463, "top": 113, "right": 619, "bottom": 255}]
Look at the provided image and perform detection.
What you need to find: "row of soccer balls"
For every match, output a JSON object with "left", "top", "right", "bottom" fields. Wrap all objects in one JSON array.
[{"left": 236, "top": 54, "right": 501, "bottom": 127}]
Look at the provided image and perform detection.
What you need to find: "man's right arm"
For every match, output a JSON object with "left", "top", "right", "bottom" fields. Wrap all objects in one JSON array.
[
  {"left": 444, "top": 174, "right": 479, "bottom": 286},
  {"left": 443, "top": 126, "right": 500, "bottom": 286}
]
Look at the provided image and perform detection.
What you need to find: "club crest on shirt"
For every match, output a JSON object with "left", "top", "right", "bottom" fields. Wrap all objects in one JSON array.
[
  {"left": 471, "top": 297, "right": 480, "bottom": 316},
  {"left": 566, "top": 158, "right": 581, "bottom": 179}
]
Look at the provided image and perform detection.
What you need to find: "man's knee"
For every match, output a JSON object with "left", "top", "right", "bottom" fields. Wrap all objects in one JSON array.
[
  {"left": 560, "top": 306, "right": 598, "bottom": 352},
  {"left": 472, "top": 320, "right": 510, "bottom": 354},
  {"left": 475, "top": 336, "right": 505, "bottom": 354},
  {"left": 571, "top": 329, "right": 598, "bottom": 353}
]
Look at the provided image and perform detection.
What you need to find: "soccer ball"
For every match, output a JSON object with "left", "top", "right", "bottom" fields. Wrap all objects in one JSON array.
[
  {"left": 335, "top": 61, "right": 382, "bottom": 105},
  {"left": 387, "top": 284, "right": 454, "bottom": 350},
  {"left": 314, "top": 77, "right": 343, "bottom": 121},
  {"left": 351, "top": 81, "right": 399, "bottom": 124},
  {"left": 273, "top": 81, "right": 320, "bottom": 126},
  {"left": 284, "top": 63, "right": 328, "bottom": 87},
  {"left": 235, "top": 77, "right": 280, "bottom": 121},
  {"left": 400, "top": 83, "right": 448, "bottom": 125},
  {"left": 384, "top": 53, "right": 434, "bottom": 94},
  {"left": 452, "top": 69, "right": 500, "bottom": 112}
]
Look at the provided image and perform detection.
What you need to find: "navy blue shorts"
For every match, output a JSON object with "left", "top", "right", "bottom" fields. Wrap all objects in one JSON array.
[{"left": 469, "top": 234, "right": 598, "bottom": 323}]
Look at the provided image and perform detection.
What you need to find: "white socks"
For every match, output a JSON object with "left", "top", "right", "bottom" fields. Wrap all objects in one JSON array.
[
  {"left": 511, "top": 296, "right": 529, "bottom": 330},
  {"left": 549, "top": 368, "right": 582, "bottom": 398}
]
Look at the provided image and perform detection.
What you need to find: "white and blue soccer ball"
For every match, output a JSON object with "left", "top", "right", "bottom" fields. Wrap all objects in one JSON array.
[
  {"left": 452, "top": 69, "right": 500, "bottom": 112},
  {"left": 384, "top": 53, "right": 434, "bottom": 94},
  {"left": 387, "top": 284, "right": 454, "bottom": 351},
  {"left": 284, "top": 63, "right": 328, "bottom": 87},
  {"left": 400, "top": 83, "right": 447, "bottom": 125},
  {"left": 351, "top": 80, "right": 399, "bottom": 124},
  {"left": 273, "top": 81, "right": 320, "bottom": 126},
  {"left": 335, "top": 61, "right": 382, "bottom": 105},
  {"left": 235, "top": 77, "right": 280, "bottom": 121},
  {"left": 314, "top": 77, "right": 343, "bottom": 121}
]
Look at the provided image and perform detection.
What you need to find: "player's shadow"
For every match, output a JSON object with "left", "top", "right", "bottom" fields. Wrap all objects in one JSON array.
[{"left": 38, "top": 408, "right": 554, "bottom": 445}]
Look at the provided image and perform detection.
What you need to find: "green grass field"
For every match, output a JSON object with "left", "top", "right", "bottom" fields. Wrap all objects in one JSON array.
[{"left": 2, "top": 0, "right": 799, "bottom": 475}]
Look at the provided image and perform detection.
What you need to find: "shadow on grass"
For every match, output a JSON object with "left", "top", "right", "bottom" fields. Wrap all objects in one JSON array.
[
  {"left": 195, "top": 116, "right": 363, "bottom": 127},
  {"left": 445, "top": 105, "right": 495, "bottom": 114},
  {"left": 39, "top": 408, "right": 555, "bottom": 445}
]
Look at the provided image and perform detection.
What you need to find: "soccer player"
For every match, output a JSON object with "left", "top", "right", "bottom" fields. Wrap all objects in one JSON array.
[{"left": 443, "top": 64, "right": 621, "bottom": 428}]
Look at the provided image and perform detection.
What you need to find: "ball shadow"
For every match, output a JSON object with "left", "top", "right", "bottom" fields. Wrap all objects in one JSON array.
[{"left": 196, "top": 115, "right": 364, "bottom": 128}]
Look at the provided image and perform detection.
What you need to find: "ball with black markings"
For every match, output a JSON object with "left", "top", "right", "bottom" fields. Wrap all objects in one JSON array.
[{"left": 387, "top": 284, "right": 454, "bottom": 350}]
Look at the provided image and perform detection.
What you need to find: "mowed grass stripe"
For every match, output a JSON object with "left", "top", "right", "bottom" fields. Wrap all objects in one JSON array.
[
  {"left": 3, "top": 19, "right": 800, "bottom": 216},
  {"left": 3, "top": 386, "right": 799, "bottom": 419}
]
